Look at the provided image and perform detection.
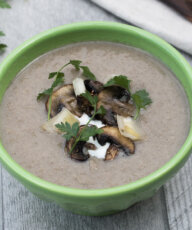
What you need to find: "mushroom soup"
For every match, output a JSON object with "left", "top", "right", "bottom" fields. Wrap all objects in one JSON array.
[{"left": 0, "top": 42, "right": 190, "bottom": 189}]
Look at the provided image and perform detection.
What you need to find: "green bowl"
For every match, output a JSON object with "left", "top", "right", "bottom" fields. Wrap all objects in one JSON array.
[{"left": 0, "top": 21, "right": 192, "bottom": 216}]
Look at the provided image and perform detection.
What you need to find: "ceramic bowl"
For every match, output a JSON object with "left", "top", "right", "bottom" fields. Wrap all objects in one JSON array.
[{"left": 0, "top": 22, "right": 192, "bottom": 216}]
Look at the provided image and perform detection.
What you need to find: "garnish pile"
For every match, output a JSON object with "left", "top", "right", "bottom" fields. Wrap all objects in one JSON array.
[{"left": 37, "top": 60, "right": 152, "bottom": 161}]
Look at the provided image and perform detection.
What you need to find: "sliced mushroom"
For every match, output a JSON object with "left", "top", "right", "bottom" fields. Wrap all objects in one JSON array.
[
  {"left": 65, "top": 126, "right": 98, "bottom": 161},
  {"left": 65, "top": 139, "right": 90, "bottom": 161},
  {"left": 84, "top": 142, "right": 97, "bottom": 150},
  {"left": 76, "top": 80, "right": 104, "bottom": 116},
  {"left": 46, "top": 84, "right": 82, "bottom": 118},
  {"left": 84, "top": 80, "right": 104, "bottom": 94},
  {"left": 76, "top": 95, "right": 93, "bottom": 117},
  {"left": 97, "top": 126, "right": 135, "bottom": 155},
  {"left": 105, "top": 144, "right": 119, "bottom": 160},
  {"left": 97, "top": 86, "right": 134, "bottom": 126},
  {"left": 100, "top": 86, "right": 131, "bottom": 102},
  {"left": 96, "top": 105, "right": 117, "bottom": 126}
]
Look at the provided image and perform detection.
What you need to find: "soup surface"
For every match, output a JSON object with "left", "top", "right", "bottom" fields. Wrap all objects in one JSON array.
[{"left": 0, "top": 42, "right": 190, "bottom": 189}]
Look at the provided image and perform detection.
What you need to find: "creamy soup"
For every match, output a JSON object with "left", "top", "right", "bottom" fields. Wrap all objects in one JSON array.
[{"left": 0, "top": 42, "right": 190, "bottom": 189}]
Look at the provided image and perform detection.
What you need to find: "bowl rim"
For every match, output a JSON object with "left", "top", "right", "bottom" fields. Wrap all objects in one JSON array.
[{"left": 0, "top": 21, "right": 192, "bottom": 198}]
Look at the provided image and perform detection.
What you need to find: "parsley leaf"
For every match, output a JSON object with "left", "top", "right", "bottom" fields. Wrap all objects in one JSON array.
[
  {"left": 79, "top": 66, "right": 96, "bottom": 80},
  {"left": 80, "top": 126, "right": 103, "bottom": 141},
  {"left": 0, "top": 43, "right": 7, "bottom": 49},
  {"left": 104, "top": 75, "right": 131, "bottom": 92},
  {"left": 37, "top": 70, "right": 65, "bottom": 120},
  {"left": 0, "top": 31, "right": 5, "bottom": 36},
  {"left": 51, "top": 75, "right": 64, "bottom": 88},
  {"left": 0, "top": 0, "right": 11, "bottom": 8},
  {"left": 37, "top": 88, "right": 53, "bottom": 100},
  {"left": 81, "top": 91, "right": 106, "bottom": 116},
  {"left": 0, "top": 1, "right": 11, "bottom": 52},
  {"left": 96, "top": 105, "right": 106, "bottom": 115},
  {"left": 132, "top": 89, "right": 152, "bottom": 119},
  {"left": 56, "top": 59, "right": 96, "bottom": 80},
  {"left": 0, "top": 30, "right": 6, "bottom": 52},
  {"left": 69, "top": 60, "right": 96, "bottom": 80},
  {"left": 37, "top": 74, "right": 64, "bottom": 101},
  {"left": 55, "top": 122, "right": 79, "bottom": 140},
  {"left": 49, "top": 72, "right": 64, "bottom": 79},
  {"left": 81, "top": 91, "right": 98, "bottom": 108},
  {"left": 69, "top": 60, "right": 82, "bottom": 70}
]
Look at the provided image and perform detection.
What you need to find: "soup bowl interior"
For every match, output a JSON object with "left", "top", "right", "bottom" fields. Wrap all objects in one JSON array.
[{"left": 0, "top": 22, "right": 192, "bottom": 216}]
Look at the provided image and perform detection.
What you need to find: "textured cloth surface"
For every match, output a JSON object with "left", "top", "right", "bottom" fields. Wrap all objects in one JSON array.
[{"left": 91, "top": 0, "right": 192, "bottom": 54}]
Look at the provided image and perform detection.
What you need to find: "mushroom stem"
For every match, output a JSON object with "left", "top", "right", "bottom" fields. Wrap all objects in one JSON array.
[{"left": 46, "top": 84, "right": 83, "bottom": 118}]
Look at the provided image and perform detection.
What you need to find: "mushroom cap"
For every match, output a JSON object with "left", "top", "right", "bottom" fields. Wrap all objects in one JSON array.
[
  {"left": 65, "top": 125, "right": 95, "bottom": 161},
  {"left": 76, "top": 80, "right": 104, "bottom": 116},
  {"left": 65, "top": 139, "right": 90, "bottom": 161},
  {"left": 77, "top": 95, "right": 93, "bottom": 117},
  {"left": 46, "top": 84, "right": 82, "bottom": 118},
  {"left": 105, "top": 144, "right": 119, "bottom": 160},
  {"left": 84, "top": 80, "right": 104, "bottom": 94},
  {"left": 98, "top": 86, "right": 134, "bottom": 115},
  {"left": 97, "top": 126, "right": 135, "bottom": 155},
  {"left": 97, "top": 86, "right": 134, "bottom": 126}
]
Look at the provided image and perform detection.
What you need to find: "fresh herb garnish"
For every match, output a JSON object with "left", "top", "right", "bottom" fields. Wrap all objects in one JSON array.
[
  {"left": 104, "top": 75, "right": 152, "bottom": 119},
  {"left": 0, "top": 31, "right": 5, "bottom": 36},
  {"left": 79, "top": 126, "right": 103, "bottom": 141},
  {"left": 56, "top": 91, "right": 105, "bottom": 154},
  {"left": 0, "top": 1, "right": 11, "bottom": 52},
  {"left": 37, "top": 71, "right": 65, "bottom": 120},
  {"left": 37, "top": 72, "right": 65, "bottom": 100},
  {"left": 69, "top": 60, "right": 82, "bottom": 70},
  {"left": 79, "top": 66, "right": 96, "bottom": 80},
  {"left": 132, "top": 89, "right": 152, "bottom": 120},
  {"left": 58, "top": 60, "right": 96, "bottom": 80},
  {"left": 0, "top": 43, "right": 7, "bottom": 50},
  {"left": 0, "top": 0, "right": 11, "bottom": 8},
  {"left": 56, "top": 122, "right": 80, "bottom": 141},
  {"left": 68, "top": 60, "right": 96, "bottom": 80},
  {"left": 104, "top": 75, "right": 131, "bottom": 93},
  {"left": 48, "top": 72, "right": 64, "bottom": 79},
  {"left": 0, "top": 31, "right": 7, "bottom": 52},
  {"left": 37, "top": 59, "right": 95, "bottom": 100},
  {"left": 37, "top": 60, "right": 96, "bottom": 120}
]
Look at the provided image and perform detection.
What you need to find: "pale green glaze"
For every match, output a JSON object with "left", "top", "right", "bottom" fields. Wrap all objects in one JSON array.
[{"left": 0, "top": 22, "right": 192, "bottom": 216}]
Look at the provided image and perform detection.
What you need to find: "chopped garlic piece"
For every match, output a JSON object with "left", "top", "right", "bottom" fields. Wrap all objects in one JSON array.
[
  {"left": 42, "top": 108, "right": 79, "bottom": 133},
  {"left": 117, "top": 115, "right": 143, "bottom": 140},
  {"left": 73, "top": 78, "right": 86, "bottom": 96}
]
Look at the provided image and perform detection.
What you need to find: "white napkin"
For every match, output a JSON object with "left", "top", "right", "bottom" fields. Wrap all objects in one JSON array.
[{"left": 91, "top": 0, "right": 192, "bottom": 55}]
